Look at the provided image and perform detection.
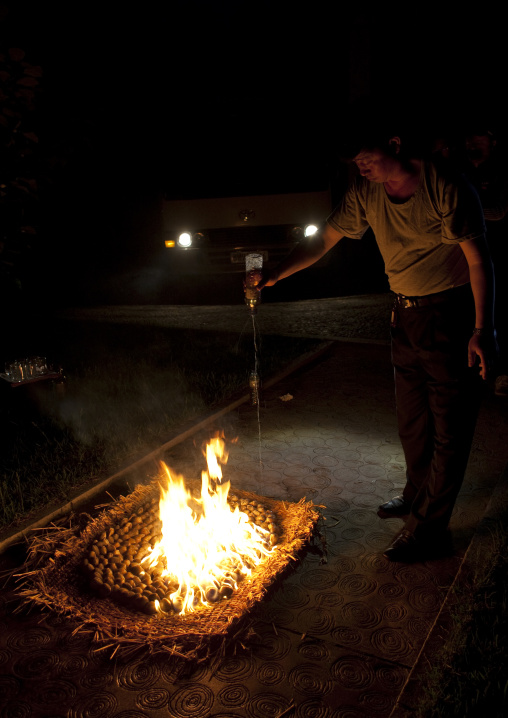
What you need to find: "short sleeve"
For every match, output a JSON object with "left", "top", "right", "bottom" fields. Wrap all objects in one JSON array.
[
  {"left": 327, "top": 177, "right": 370, "bottom": 239},
  {"left": 437, "top": 172, "right": 486, "bottom": 244}
]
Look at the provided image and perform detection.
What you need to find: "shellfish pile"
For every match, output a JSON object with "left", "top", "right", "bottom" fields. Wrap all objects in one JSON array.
[{"left": 81, "top": 491, "right": 281, "bottom": 615}]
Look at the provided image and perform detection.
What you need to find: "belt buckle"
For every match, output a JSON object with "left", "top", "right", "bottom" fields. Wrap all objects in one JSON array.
[{"left": 398, "top": 295, "right": 419, "bottom": 309}]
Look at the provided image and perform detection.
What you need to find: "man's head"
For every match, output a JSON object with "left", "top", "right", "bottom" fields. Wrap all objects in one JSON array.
[
  {"left": 465, "top": 129, "right": 496, "bottom": 167},
  {"left": 351, "top": 138, "right": 403, "bottom": 183},
  {"left": 336, "top": 116, "right": 418, "bottom": 181},
  {"left": 337, "top": 123, "right": 402, "bottom": 162}
]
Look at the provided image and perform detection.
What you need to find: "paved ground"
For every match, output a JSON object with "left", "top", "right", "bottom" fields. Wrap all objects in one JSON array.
[
  {"left": 1, "top": 295, "right": 508, "bottom": 717},
  {"left": 54, "top": 293, "right": 394, "bottom": 343}
]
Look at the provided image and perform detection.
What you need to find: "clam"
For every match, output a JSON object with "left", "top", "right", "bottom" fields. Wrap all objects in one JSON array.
[{"left": 205, "top": 586, "right": 220, "bottom": 603}]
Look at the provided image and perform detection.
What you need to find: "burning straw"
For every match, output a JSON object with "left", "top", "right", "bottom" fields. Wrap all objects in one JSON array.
[{"left": 18, "top": 442, "right": 319, "bottom": 661}]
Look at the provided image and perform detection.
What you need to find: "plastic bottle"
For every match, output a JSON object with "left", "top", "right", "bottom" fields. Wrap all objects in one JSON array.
[{"left": 244, "top": 253, "right": 263, "bottom": 314}]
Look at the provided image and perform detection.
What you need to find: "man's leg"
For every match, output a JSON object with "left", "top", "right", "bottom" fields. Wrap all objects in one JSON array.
[
  {"left": 379, "top": 313, "right": 434, "bottom": 517},
  {"left": 384, "top": 288, "right": 482, "bottom": 558},
  {"left": 403, "top": 355, "right": 481, "bottom": 537}
]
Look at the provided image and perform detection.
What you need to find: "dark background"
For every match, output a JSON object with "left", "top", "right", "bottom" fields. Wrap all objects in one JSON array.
[{"left": 1, "top": 2, "right": 506, "bottom": 308}]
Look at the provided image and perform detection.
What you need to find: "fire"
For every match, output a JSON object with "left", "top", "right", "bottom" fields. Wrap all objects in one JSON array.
[{"left": 143, "top": 435, "right": 272, "bottom": 615}]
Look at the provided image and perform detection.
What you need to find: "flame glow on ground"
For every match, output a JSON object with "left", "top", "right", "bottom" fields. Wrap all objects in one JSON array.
[{"left": 144, "top": 436, "right": 274, "bottom": 615}]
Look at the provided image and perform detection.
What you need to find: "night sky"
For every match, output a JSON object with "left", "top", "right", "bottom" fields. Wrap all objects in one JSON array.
[{"left": 2, "top": 2, "right": 505, "bottom": 305}]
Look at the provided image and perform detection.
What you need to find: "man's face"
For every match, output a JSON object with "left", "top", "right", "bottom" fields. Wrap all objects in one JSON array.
[
  {"left": 465, "top": 134, "right": 494, "bottom": 166},
  {"left": 353, "top": 146, "right": 399, "bottom": 183}
]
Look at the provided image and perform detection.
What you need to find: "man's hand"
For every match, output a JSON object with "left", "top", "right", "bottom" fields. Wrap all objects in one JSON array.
[
  {"left": 468, "top": 331, "right": 498, "bottom": 380},
  {"left": 257, "top": 269, "right": 280, "bottom": 291}
]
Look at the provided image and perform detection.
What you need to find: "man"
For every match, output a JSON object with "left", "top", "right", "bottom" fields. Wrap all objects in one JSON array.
[
  {"left": 258, "top": 126, "right": 496, "bottom": 562},
  {"left": 463, "top": 127, "right": 508, "bottom": 396}
]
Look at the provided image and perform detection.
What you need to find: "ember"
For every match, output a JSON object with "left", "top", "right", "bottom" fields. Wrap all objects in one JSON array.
[{"left": 81, "top": 436, "right": 281, "bottom": 615}]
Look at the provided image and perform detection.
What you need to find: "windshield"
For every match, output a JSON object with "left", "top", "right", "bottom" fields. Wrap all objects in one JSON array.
[{"left": 162, "top": 115, "right": 333, "bottom": 200}]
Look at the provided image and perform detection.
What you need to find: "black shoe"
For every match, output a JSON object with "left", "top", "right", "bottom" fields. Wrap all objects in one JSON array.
[
  {"left": 378, "top": 495, "right": 411, "bottom": 517},
  {"left": 383, "top": 529, "right": 420, "bottom": 562}
]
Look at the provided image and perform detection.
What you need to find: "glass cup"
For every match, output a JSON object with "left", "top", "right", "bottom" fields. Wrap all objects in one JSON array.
[
  {"left": 34, "top": 356, "right": 48, "bottom": 375},
  {"left": 23, "top": 358, "right": 36, "bottom": 378},
  {"left": 8, "top": 360, "right": 25, "bottom": 382}
]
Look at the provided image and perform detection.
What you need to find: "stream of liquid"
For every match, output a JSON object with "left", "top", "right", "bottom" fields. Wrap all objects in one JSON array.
[
  {"left": 251, "top": 314, "right": 263, "bottom": 476},
  {"left": 244, "top": 254, "right": 264, "bottom": 480}
]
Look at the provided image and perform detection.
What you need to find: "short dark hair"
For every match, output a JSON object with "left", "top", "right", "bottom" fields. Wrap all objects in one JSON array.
[{"left": 337, "top": 124, "right": 397, "bottom": 161}]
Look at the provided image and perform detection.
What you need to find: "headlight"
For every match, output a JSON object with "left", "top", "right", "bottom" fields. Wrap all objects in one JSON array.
[
  {"left": 178, "top": 232, "right": 192, "bottom": 248},
  {"left": 290, "top": 224, "right": 320, "bottom": 241},
  {"left": 175, "top": 232, "right": 206, "bottom": 248}
]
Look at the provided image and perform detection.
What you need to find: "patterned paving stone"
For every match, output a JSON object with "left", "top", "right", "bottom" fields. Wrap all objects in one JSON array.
[{"left": 1, "top": 341, "right": 507, "bottom": 718}]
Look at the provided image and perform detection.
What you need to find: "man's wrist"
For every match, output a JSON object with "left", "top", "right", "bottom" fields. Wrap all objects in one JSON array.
[
  {"left": 272, "top": 267, "right": 282, "bottom": 283},
  {"left": 472, "top": 327, "right": 495, "bottom": 336}
]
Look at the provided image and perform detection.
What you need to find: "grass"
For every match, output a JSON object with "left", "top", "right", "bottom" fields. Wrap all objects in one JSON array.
[
  {"left": 414, "top": 525, "right": 508, "bottom": 717},
  {"left": 3, "top": 309, "right": 508, "bottom": 715},
  {"left": 0, "top": 317, "right": 324, "bottom": 530}
]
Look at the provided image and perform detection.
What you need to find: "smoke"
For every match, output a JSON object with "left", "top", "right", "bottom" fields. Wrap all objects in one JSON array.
[
  {"left": 50, "top": 357, "right": 206, "bottom": 466},
  {"left": 30, "top": 314, "right": 258, "bottom": 481}
]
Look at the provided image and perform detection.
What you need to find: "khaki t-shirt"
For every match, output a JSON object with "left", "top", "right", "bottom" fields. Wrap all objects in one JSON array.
[{"left": 327, "top": 162, "right": 486, "bottom": 296}]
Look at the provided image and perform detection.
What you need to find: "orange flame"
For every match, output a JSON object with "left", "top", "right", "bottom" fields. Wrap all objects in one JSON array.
[{"left": 143, "top": 435, "right": 271, "bottom": 614}]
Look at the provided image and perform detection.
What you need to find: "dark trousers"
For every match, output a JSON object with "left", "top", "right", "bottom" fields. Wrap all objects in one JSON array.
[{"left": 390, "top": 285, "right": 482, "bottom": 537}]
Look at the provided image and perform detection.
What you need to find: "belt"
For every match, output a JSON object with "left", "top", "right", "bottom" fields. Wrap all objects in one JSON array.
[{"left": 394, "top": 286, "right": 467, "bottom": 310}]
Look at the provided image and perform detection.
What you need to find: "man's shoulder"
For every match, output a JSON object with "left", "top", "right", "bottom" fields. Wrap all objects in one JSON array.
[
  {"left": 424, "top": 158, "right": 464, "bottom": 185},
  {"left": 348, "top": 173, "right": 380, "bottom": 200},
  {"left": 423, "top": 159, "right": 480, "bottom": 203}
]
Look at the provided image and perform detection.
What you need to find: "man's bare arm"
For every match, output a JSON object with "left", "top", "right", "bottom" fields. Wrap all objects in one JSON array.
[
  {"left": 460, "top": 235, "right": 496, "bottom": 379},
  {"left": 259, "top": 223, "right": 345, "bottom": 288}
]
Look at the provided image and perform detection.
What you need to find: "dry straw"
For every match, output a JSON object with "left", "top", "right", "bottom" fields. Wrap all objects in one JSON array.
[{"left": 18, "top": 480, "right": 320, "bottom": 662}]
